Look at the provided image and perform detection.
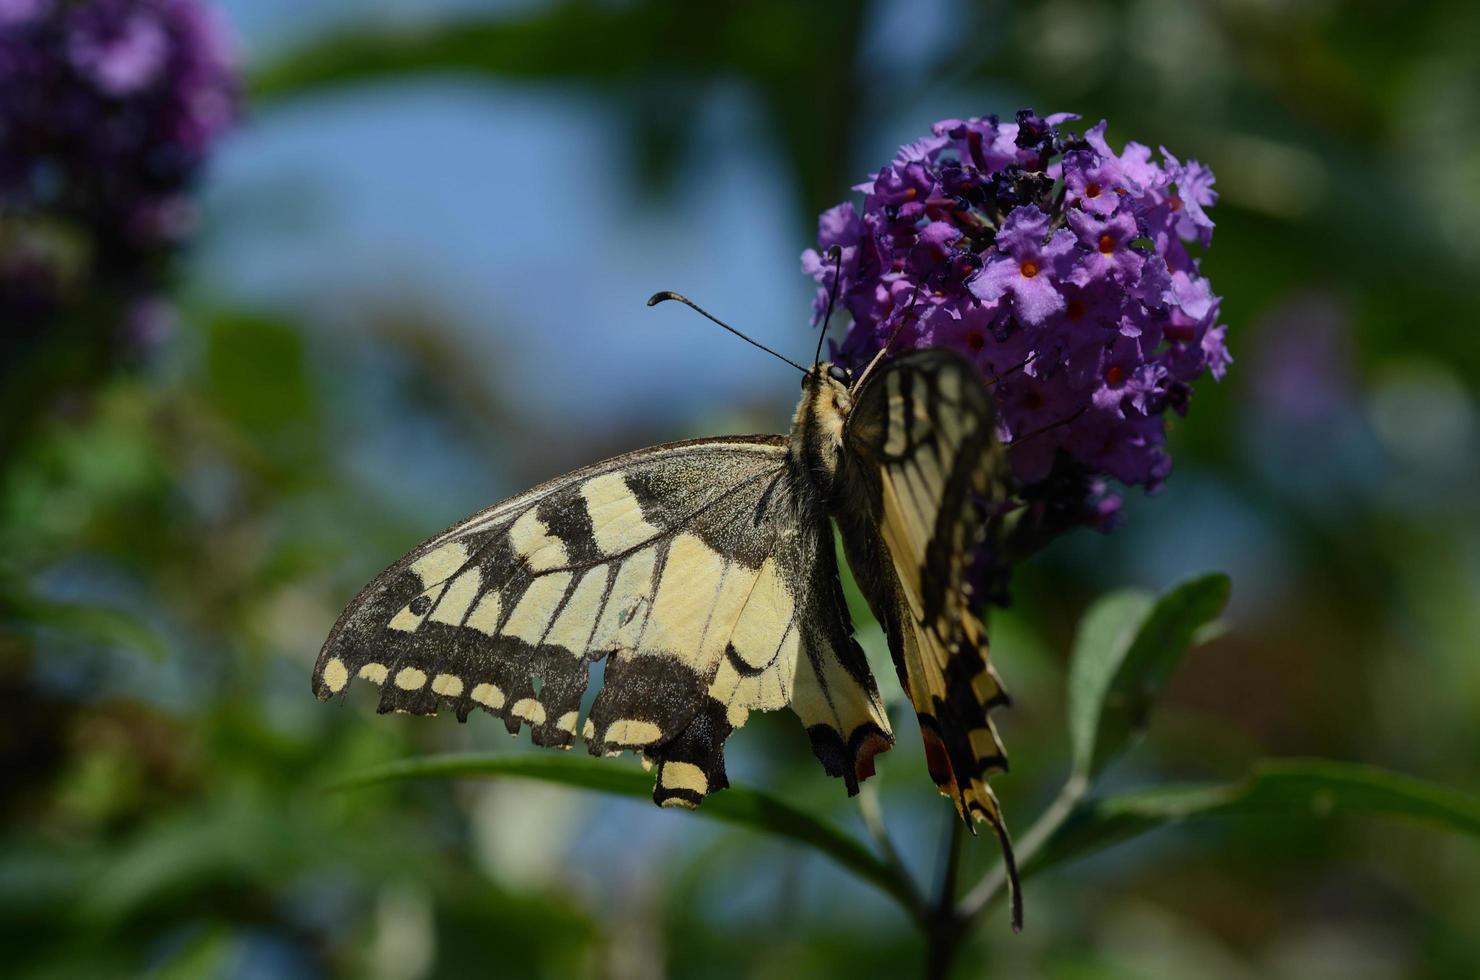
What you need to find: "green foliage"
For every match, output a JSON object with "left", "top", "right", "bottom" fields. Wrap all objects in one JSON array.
[
  {"left": 333, "top": 753, "right": 920, "bottom": 917},
  {"left": 1067, "top": 575, "right": 1231, "bottom": 780},
  {"left": 1036, "top": 759, "right": 1480, "bottom": 876}
]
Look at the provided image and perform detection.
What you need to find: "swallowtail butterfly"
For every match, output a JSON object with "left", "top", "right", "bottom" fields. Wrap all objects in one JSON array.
[{"left": 314, "top": 315, "right": 1022, "bottom": 924}]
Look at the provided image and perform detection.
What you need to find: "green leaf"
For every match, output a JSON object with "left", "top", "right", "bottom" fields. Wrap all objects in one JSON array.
[
  {"left": 1067, "top": 573, "right": 1230, "bottom": 780},
  {"left": 1032, "top": 758, "right": 1480, "bottom": 875},
  {"left": 331, "top": 753, "right": 920, "bottom": 918}
]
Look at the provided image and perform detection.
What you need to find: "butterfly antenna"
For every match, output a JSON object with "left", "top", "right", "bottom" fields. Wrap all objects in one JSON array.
[
  {"left": 984, "top": 349, "right": 1042, "bottom": 388},
  {"left": 648, "top": 291, "right": 808, "bottom": 375},
  {"left": 1009, "top": 405, "right": 1087, "bottom": 446},
  {"left": 813, "top": 245, "right": 844, "bottom": 368}
]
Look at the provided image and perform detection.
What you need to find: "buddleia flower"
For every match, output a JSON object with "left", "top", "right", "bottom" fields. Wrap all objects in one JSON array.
[
  {"left": 802, "top": 110, "right": 1229, "bottom": 600},
  {"left": 1, "top": 0, "right": 238, "bottom": 345}
]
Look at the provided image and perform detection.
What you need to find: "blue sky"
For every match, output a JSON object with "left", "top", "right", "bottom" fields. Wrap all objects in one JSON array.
[{"left": 201, "top": 0, "right": 830, "bottom": 431}]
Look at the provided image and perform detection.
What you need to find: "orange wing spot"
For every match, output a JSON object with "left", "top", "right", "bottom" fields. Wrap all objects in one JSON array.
[
  {"left": 921, "top": 725, "right": 955, "bottom": 789},
  {"left": 854, "top": 729, "right": 892, "bottom": 782}
]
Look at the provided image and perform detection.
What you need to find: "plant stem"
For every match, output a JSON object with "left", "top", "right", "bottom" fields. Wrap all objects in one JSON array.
[
  {"left": 858, "top": 783, "right": 927, "bottom": 924},
  {"left": 921, "top": 810, "right": 968, "bottom": 979},
  {"left": 934, "top": 812, "right": 965, "bottom": 911}
]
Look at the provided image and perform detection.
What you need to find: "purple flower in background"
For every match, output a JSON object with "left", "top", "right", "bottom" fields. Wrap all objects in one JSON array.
[
  {"left": 1, "top": 0, "right": 238, "bottom": 342},
  {"left": 802, "top": 111, "right": 1229, "bottom": 600}
]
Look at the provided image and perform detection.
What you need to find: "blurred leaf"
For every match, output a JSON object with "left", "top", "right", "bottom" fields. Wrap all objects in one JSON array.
[
  {"left": 205, "top": 312, "right": 317, "bottom": 441},
  {"left": 1, "top": 584, "right": 167, "bottom": 661},
  {"left": 332, "top": 752, "right": 920, "bottom": 918},
  {"left": 151, "top": 924, "right": 235, "bottom": 980},
  {"left": 1068, "top": 574, "right": 1231, "bottom": 780},
  {"left": 1032, "top": 758, "right": 1480, "bottom": 875}
]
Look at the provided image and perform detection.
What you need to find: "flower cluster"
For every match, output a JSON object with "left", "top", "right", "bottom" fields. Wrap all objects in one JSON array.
[
  {"left": 803, "top": 111, "right": 1228, "bottom": 598},
  {"left": 1, "top": 0, "right": 237, "bottom": 339}
]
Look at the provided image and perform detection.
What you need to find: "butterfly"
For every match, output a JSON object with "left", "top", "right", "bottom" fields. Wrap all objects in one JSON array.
[{"left": 313, "top": 293, "right": 1022, "bottom": 926}]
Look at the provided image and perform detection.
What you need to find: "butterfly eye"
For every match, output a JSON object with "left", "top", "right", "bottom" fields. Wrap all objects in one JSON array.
[{"left": 827, "top": 364, "right": 851, "bottom": 385}]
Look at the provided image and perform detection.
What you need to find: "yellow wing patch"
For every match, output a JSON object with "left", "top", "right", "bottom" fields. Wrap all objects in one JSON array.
[{"left": 313, "top": 436, "right": 892, "bottom": 811}]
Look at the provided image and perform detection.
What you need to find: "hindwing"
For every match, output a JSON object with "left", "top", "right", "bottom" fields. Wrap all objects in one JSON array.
[
  {"left": 838, "top": 350, "right": 1022, "bottom": 926},
  {"left": 314, "top": 436, "right": 892, "bottom": 807}
]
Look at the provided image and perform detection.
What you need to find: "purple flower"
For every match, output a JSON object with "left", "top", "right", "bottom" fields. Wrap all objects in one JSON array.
[
  {"left": 68, "top": 3, "right": 170, "bottom": 95},
  {"left": 1163, "top": 150, "right": 1218, "bottom": 246},
  {"left": 802, "top": 110, "right": 1229, "bottom": 600},
  {"left": 1062, "top": 146, "right": 1124, "bottom": 215},
  {"left": 1067, "top": 208, "right": 1144, "bottom": 286},
  {"left": 968, "top": 206, "right": 1076, "bottom": 326},
  {"left": 1, "top": 0, "right": 238, "bottom": 337},
  {"left": 0, "top": 0, "right": 44, "bottom": 27}
]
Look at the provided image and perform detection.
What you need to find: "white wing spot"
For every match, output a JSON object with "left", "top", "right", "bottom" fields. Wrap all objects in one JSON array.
[
  {"left": 605, "top": 718, "right": 662, "bottom": 746},
  {"left": 501, "top": 572, "right": 573, "bottom": 645},
  {"left": 395, "top": 667, "right": 428, "bottom": 691},
  {"left": 471, "top": 683, "right": 505, "bottom": 709},
  {"left": 512, "top": 698, "right": 547, "bottom": 725},
  {"left": 510, "top": 509, "right": 568, "bottom": 571},
  {"left": 938, "top": 369, "right": 962, "bottom": 403},
  {"left": 544, "top": 566, "right": 608, "bottom": 655},
  {"left": 410, "top": 541, "right": 470, "bottom": 588},
  {"left": 430, "top": 568, "right": 482, "bottom": 625},
  {"left": 660, "top": 761, "right": 709, "bottom": 796},
  {"left": 884, "top": 371, "right": 908, "bottom": 455},
  {"left": 431, "top": 673, "right": 464, "bottom": 697},
  {"left": 644, "top": 533, "right": 727, "bottom": 671},
  {"left": 728, "top": 558, "right": 794, "bottom": 670},
  {"left": 580, "top": 473, "right": 660, "bottom": 555},
  {"left": 390, "top": 583, "right": 446, "bottom": 633},
  {"left": 591, "top": 549, "right": 657, "bottom": 651},
  {"left": 322, "top": 657, "right": 349, "bottom": 693},
  {"left": 556, "top": 711, "right": 579, "bottom": 734},
  {"left": 358, "top": 662, "right": 388, "bottom": 685},
  {"left": 466, "top": 590, "right": 502, "bottom": 635}
]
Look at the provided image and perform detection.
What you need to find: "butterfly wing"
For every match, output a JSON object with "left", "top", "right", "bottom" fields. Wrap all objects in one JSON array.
[
  {"left": 837, "top": 350, "right": 1022, "bottom": 924},
  {"left": 314, "top": 435, "right": 892, "bottom": 807}
]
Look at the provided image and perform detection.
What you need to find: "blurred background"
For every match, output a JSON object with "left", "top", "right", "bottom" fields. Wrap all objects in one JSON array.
[{"left": 4, "top": 0, "right": 1479, "bottom": 976}]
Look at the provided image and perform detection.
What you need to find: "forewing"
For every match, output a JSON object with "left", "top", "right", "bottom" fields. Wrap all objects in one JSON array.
[
  {"left": 840, "top": 350, "right": 1022, "bottom": 922},
  {"left": 314, "top": 434, "right": 890, "bottom": 808}
]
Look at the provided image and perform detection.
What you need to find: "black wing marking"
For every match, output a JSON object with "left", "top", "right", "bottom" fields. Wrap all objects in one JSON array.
[
  {"left": 839, "top": 349, "right": 1022, "bottom": 928},
  {"left": 314, "top": 434, "right": 892, "bottom": 807}
]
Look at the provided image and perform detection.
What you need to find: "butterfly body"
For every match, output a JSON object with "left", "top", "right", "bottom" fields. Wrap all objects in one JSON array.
[{"left": 315, "top": 349, "right": 1019, "bottom": 917}]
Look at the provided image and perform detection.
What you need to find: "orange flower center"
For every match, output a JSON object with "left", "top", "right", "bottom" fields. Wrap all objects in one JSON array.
[
  {"left": 1085, "top": 181, "right": 1101, "bottom": 198},
  {"left": 1098, "top": 233, "right": 1116, "bottom": 255},
  {"left": 1169, "top": 193, "right": 1183, "bottom": 212},
  {"left": 966, "top": 330, "right": 985, "bottom": 353},
  {"left": 1105, "top": 365, "right": 1125, "bottom": 385},
  {"left": 1019, "top": 259, "right": 1039, "bottom": 278}
]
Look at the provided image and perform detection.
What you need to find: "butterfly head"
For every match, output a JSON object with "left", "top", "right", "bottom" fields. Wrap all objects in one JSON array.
[{"left": 791, "top": 362, "right": 856, "bottom": 491}]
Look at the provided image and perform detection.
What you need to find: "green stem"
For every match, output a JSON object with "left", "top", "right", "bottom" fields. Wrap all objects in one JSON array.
[
  {"left": 934, "top": 813, "right": 965, "bottom": 911},
  {"left": 858, "top": 783, "right": 927, "bottom": 924},
  {"left": 921, "top": 810, "right": 968, "bottom": 979}
]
